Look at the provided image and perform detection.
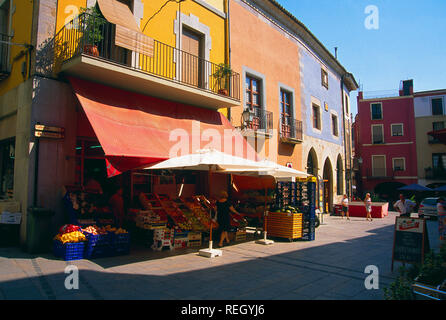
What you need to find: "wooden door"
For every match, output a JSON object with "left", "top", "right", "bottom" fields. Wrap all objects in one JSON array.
[
  {"left": 324, "top": 180, "right": 330, "bottom": 213},
  {"left": 182, "top": 28, "right": 202, "bottom": 87}
]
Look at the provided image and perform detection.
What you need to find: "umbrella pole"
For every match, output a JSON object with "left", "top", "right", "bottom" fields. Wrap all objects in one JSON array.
[
  {"left": 209, "top": 208, "right": 213, "bottom": 250},
  {"left": 198, "top": 169, "right": 222, "bottom": 258},
  {"left": 256, "top": 180, "right": 274, "bottom": 245},
  {"left": 264, "top": 186, "right": 267, "bottom": 241}
]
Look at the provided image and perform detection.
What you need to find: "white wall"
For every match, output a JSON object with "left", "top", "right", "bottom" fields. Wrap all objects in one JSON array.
[{"left": 414, "top": 95, "right": 445, "bottom": 118}]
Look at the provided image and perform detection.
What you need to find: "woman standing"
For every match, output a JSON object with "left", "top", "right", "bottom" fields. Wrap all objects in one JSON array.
[
  {"left": 364, "top": 193, "right": 373, "bottom": 221},
  {"left": 342, "top": 194, "right": 350, "bottom": 220},
  {"left": 215, "top": 191, "right": 239, "bottom": 248}
]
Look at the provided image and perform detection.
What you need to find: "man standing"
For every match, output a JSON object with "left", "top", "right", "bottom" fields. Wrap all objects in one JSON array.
[{"left": 394, "top": 194, "right": 416, "bottom": 217}]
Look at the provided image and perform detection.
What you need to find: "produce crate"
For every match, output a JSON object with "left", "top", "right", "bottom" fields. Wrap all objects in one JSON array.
[
  {"left": 173, "top": 237, "right": 188, "bottom": 249},
  {"left": 110, "top": 232, "right": 130, "bottom": 256},
  {"left": 53, "top": 240, "right": 86, "bottom": 261},
  {"left": 267, "top": 212, "right": 303, "bottom": 240},
  {"left": 113, "top": 242, "right": 130, "bottom": 256},
  {"left": 174, "top": 230, "right": 189, "bottom": 239},
  {"left": 235, "top": 230, "right": 247, "bottom": 242},
  {"left": 84, "top": 233, "right": 112, "bottom": 259},
  {"left": 188, "top": 232, "right": 202, "bottom": 241},
  {"left": 188, "top": 239, "right": 202, "bottom": 248}
]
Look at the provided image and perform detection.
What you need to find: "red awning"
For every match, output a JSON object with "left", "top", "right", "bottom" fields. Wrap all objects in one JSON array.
[
  {"left": 428, "top": 129, "right": 446, "bottom": 145},
  {"left": 69, "top": 77, "right": 257, "bottom": 176}
]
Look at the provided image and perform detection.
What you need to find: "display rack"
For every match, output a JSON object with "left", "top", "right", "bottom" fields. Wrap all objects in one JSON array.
[{"left": 275, "top": 178, "right": 317, "bottom": 241}]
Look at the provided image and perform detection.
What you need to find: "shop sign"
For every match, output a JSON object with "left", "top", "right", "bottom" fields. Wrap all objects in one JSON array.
[
  {"left": 34, "top": 124, "right": 65, "bottom": 139},
  {"left": 391, "top": 217, "right": 430, "bottom": 271}
]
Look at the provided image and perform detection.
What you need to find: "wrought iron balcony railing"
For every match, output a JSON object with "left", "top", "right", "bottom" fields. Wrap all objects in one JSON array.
[
  {"left": 280, "top": 115, "right": 303, "bottom": 142},
  {"left": 53, "top": 13, "right": 240, "bottom": 100},
  {"left": 242, "top": 107, "right": 273, "bottom": 133},
  {"left": 0, "top": 33, "right": 11, "bottom": 81},
  {"left": 425, "top": 167, "right": 446, "bottom": 180}
]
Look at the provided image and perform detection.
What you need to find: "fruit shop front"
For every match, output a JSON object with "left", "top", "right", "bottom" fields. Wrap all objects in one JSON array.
[{"left": 52, "top": 77, "right": 256, "bottom": 260}]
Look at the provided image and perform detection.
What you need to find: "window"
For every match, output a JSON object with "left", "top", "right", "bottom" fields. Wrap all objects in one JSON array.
[
  {"left": 393, "top": 158, "right": 405, "bottom": 172},
  {"left": 280, "top": 89, "right": 293, "bottom": 137},
  {"left": 432, "top": 153, "right": 446, "bottom": 171},
  {"left": 432, "top": 98, "right": 444, "bottom": 116},
  {"left": 245, "top": 75, "right": 261, "bottom": 111},
  {"left": 312, "top": 104, "right": 321, "bottom": 130},
  {"left": 321, "top": 68, "right": 328, "bottom": 89},
  {"left": 0, "top": 0, "right": 9, "bottom": 35},
  {"left": 372, "top": 155, "right": 386, "bottom": 177},
  {"left": 391, "top": 124, "right": 403, "bottom": 136},
  {"left": 0, "top": 0, "right": 10, "bottom": 75},
  {"left": 345, "top": 94, "right": 349, "bottom": 114},
  {"left": 433, "top": 121, "right": 445, "bottom": 131},
  {"left": 75, "top": 139, "right": 106, "bottom": 187},
  {"left": 372, "top": 125, "right": 384, "bottom": 144},
  {"left": 429, "top": 121, "right": 444, "bottom": 143},
  {"left": 280, "top": 90, "right": 292, "bottom": 123},
  {"left": 331, "top": 114, "right": 339, "bottom": 137},
  {"left": 371, "top": 103, "right": 383, "bottom": 120}
]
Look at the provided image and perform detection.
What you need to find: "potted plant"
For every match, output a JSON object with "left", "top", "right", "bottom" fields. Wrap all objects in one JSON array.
[
  {"left": 213, "top": 63, "right": 232, "bottom": 96},
  {"left": 79, "top": 6, "right": 106, "bottom": 57}
]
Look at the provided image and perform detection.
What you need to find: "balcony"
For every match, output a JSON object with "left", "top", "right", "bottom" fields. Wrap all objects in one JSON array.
[
  {"left": 238, "top": 108, "right": 273, "bottom": 138},
  {"left": 279, "top": 116, "right": 303, "bottom": 143},
  {"left": 425, "top": 168, "right": 446, "bottom": 180},
  {"left": 0, "top": 33, "right": 11, "bottom": 81},
  {"left": 53, "top": 14, "right": 241, "bottom": 110}
]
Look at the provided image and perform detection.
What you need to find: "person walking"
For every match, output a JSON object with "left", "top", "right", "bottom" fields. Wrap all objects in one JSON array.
[
  {"left": 364, "top": 193, "right": 373, "bottom": 221},
  {"left": 394, "top": 194, "right": 416, "bottom": 218},
  {"left": 214, "top": 191, "right": 239, "bottom": 248},
  {"left": 342, "top": 194, "right": 350, "bottom": 220}
]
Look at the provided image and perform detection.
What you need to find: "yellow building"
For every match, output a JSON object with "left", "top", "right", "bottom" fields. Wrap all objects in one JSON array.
[
  {"left": 0, "top": 0, "right": 241, "bottom": 247},
  {"left": 414, "top": 89, "right": 446, "bottom": 187}
]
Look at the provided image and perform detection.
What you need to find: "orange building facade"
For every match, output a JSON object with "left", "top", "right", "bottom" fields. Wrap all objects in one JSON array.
[{"left": 229, "top": 0, "right": 303, "bottom": 170}]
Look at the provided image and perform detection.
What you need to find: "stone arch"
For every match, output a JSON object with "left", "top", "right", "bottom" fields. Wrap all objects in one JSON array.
[
  {"left": 323, "top": 157, "right": 333, "bottom": 212},
  {"left": 306, "top": 147, "right": 318, "bottom": 176},
  {"left": 336, "top": 154, "right": 344, "bottom": 196}
]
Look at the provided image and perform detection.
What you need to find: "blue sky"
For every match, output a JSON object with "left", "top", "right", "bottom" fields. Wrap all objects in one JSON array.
[{"left": 275, "top": 0, "right": 446, "bottom": 115}]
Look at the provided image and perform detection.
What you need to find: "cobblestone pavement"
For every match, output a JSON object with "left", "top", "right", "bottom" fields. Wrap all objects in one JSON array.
[{"left": 0, "top": 213, "right": 408, "bottom": 300}]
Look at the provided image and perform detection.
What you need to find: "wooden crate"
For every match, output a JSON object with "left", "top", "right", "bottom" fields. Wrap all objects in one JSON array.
[
  {"left": 267, "top": 212, "right": 303, "bottom": 240},
  {"left": 188, "top": 232, "right": 202, "bottom": 241},
  {"left": 235, "top": 230, "right": 247, "bottom": 242},
  {"left": 188, "top": 239, "right": 202, "bottom": 247}
]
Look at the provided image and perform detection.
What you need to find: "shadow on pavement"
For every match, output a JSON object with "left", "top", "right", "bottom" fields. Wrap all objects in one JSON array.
[{"left": 0, "top": 222, "right": 401, "bottom": 300}]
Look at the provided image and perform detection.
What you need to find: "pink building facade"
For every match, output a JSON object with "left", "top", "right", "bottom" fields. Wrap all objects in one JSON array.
[{"left": 354, "top": 80, "right": 418, "bottom": 198}]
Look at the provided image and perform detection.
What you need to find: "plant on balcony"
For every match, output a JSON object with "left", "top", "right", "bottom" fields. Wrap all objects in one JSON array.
[
  {"left": 79, "top": 6, "right": 106, "bottom": 57},
  {"left": 213, "top": 63, "right": 232, "bottom": 96}
]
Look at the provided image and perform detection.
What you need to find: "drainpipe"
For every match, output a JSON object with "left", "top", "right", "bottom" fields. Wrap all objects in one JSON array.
[
  {"left": 225, "top": 0, "right": 232, "bottom": 123},
  {"left": 340, "top": 75, "right": 350, "bottom": 198}
]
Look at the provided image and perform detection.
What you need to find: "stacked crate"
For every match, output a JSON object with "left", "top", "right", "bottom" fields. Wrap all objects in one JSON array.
[
  {"left": 300, "top": 180, "right": 316, "bottom": 241},
  {"left": 267, "top": 212, "right": 303, "bottom": 241},
  {"left": 187, "top": 232, "right": 202, "bottom": 248}
]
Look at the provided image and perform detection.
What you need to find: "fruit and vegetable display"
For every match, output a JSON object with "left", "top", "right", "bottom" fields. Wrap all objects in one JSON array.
[
  {"left": 82, "top": 225, "right": 105, "bottom": 235},
  {"left": 58, "top": 224, "right": 82, "bottom": 235},
  {"left": 54, "top": 231, "right": 87, "bottom": 244},
  {"left": 271, "top": 205, "right": 300, "bottom": 214},
  {"left": 183, "top": 196, "right": 218, "bottom": 230}
]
